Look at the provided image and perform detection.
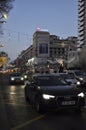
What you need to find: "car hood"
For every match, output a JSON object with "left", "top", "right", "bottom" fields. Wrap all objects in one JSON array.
[
  {"left": 66, "top": 79, "right": 76, "bottom": 84},
  {"left": 38, "top": 85, "right": 81, "bottom": 96}
]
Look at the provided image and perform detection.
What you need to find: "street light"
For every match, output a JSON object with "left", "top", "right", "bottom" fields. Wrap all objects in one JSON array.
[
  {"left": 2, "top": 13, "right": 8, "bottom": 19},
  {"left": 0, "top": 12, "right": 8, "bottom": 23},
  {"left": 0, "top": 6, "right": 8, "bottom": 18},
  {"left": 0, "top": 12, "right": 8, "bottom": 20},
  {"left": 0, "top": 7, "right": 8, "bottom": 24}
]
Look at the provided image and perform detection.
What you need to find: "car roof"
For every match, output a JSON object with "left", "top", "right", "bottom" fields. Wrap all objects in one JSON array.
[
  {"left": 10, "top": 72, "right": 22, "bottom": 75},
  {"left": 32, "top": 73, "right": 61, "bottom": 77},
  {"left": 59, "top": 72, "right": 68, "bottom": 75},
  {"left": 68, "top": 70, "right": 82, "bottom": 72}
]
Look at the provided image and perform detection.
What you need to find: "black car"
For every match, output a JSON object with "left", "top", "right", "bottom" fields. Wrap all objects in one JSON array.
[
  {"left": 60, "top": 73, "right": 81, "bottom": 86},
  {"left": 25, "top": 73, "right": 85, "bottom": 113},
  {"left": 9, "top": 72, "right": 24, "bottom": 85},
  {"left": 68, "top": 70, "right": 86, "bottom": 87}
]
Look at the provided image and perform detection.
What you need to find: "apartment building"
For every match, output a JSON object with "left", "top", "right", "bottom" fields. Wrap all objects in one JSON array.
[
  {"left": 78, "top": 0, "right": 86, "bottom": 48},
  {"left": 16, "top": 30, "right": 78, "bottom": 72},
  {"left": 49, "top": 35, "right": 78, "bottom": 69}
]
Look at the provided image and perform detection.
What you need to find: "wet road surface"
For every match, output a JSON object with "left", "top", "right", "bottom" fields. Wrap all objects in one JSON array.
[{"left": 0, "top": 83, "right": 86, "bottom": 130}]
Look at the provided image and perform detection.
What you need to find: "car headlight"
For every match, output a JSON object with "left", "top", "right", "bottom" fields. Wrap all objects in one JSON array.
[
  {"left": 79, "top": 77, "right": 83, "bottom": 81},
  {"left": 21, "top": 77, "right": 24, "bottom": 80},
  {"left": 76, "top": 81, "right": 81, "bottom": 85},
  {"left": 24, "top": 75, "right": 27, "bottom": 79},
  {"left": 37, "top": 86, "right": 41, "bottom": 90},
  {"left": 78, "top": 92, "right": 84, "bottom": 97},
  {"left": 11, "top": 77, "right": 14, "bottom": 81},
  {"left": 42, "top": 94, "right": 55, "bottom": 100}
]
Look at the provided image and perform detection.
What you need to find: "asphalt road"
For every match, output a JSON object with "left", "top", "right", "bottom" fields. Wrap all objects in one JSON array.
[{"left": 0, "top": 74, "right": 86, "bottom": 130}]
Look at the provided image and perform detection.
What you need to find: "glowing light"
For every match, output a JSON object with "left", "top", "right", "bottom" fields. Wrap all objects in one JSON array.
[
  {"left": 36, "top": 27, "right": 41, "bottom": 31},
  {"left": 2, "top": 13, "right": 8, "bottom": 19}
]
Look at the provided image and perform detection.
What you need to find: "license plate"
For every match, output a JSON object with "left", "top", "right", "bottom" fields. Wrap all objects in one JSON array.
[
  {"left": 16, "top": 80, "right": 20, "bottom": 82},
  {"left": 61, "top": 101, "right": 75, "bottom": 105}
]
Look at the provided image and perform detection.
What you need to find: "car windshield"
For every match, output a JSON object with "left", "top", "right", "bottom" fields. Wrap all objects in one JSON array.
[
  {"left": 37, "top": 76, "right": 68, "bottom": 86},
  {"left": 11, "top": 73, "right": 22, "bottom": 76},
  {"left": 61, "top": 74, "right": 74, "bottom": 79},
  {"left": 74, "top": 71, "right": 86, "bottom": 76}
]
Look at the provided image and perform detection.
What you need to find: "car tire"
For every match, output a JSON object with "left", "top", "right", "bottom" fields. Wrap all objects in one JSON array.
[{"left": 34, "top": 97, "right": 44, "bottom": 113}]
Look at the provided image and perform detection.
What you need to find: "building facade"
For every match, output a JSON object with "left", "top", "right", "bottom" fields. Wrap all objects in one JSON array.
[
  {"left": 78, "top": 0, "right": 86, "bottom": 48},
  {"left": 49, "top": 36, "right": 78, "bottom": 69},
  {"left": 16, "top": 30, "right": 78, "bottom": 73}
]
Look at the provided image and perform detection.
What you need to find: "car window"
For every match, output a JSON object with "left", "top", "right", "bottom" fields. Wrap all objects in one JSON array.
[
  {"left": 37, "top": 76, "right": 68, "bottom": 86},
  {"left": 10, "top": 73, "right": 22, "bottom": 76},
  {"left": 74, "top": 71, "right": 86, "bottom": 76},
  {"left": 68, "top": 72, "right": 75, "bottom": 78},
  {"left": 61, "top": 74, "right": 74, "bottom": 79}
]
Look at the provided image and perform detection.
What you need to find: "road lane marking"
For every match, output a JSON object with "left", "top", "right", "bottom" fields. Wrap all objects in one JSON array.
[{"left": 11, "top": 114, "right": 46, "bottom": 130}]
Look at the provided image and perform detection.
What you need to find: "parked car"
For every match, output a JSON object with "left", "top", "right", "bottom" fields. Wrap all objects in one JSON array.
[
  {"left": 25, "top": 73, "right": 85, "bottom": 113},
  {"left": 68, "top": 70, "right": 86, "bottom": 87},
  {"left": 60, "top": 73, "right": 81, "bottom": 86},
  {"left": 23, "top": 72, "right": 32, "bottom": 81},
  {"left": 9, "top": 72, "right": 24, "bottom": 85}
]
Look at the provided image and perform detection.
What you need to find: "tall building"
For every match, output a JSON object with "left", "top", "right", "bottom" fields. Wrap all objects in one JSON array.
[
  {"left": 78, "top": 0, "right": 86, "bottom": 48},
  {"left": 33, "top": 29, "right": 50, "bottom": 58},
  {"left": 17, "top": 31, "right": 78, "bottom": 72},
  {"left": 31, "top": 30, "right": 50, "bottom": 67}
]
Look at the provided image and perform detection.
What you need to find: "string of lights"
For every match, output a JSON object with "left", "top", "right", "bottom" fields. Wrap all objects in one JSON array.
[
  {"left": 0, "top": 28, "right": 33, "bottom": 60},
  {"left": 3, "top": 28, "right": 32, "bottom": 43}
]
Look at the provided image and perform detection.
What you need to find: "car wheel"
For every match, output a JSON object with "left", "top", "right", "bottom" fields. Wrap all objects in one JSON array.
[{"left": 34, "top": 97, "right": 43, "bottom": 113}]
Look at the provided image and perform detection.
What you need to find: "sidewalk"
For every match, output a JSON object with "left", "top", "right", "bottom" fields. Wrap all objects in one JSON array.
[
  {"left": 0, "top": 89, "right": 10, "bottom": 130},
  {"left": 0, "top": 102, "right": 10, "bottom": 130}
]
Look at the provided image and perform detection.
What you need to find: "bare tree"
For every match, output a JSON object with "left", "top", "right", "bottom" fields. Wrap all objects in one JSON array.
[
  {"left": 0, "top": 0, "right": 15, "bottom": 13},
  {"left": 0, "top": 0, "right": 15, "bottom": 33}
]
